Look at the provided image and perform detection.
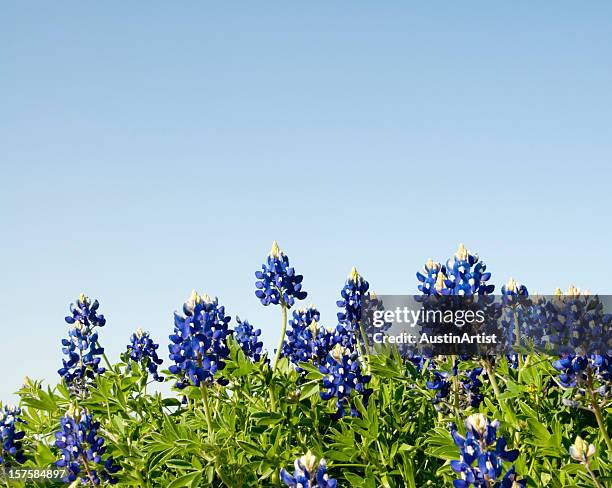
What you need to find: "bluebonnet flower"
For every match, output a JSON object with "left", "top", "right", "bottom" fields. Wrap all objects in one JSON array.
[
  {"left": 126, "top": 328, "right": 164, "bottom": 382},
  {"left": 319, "top": 344, "right": 372, "bottom": 419},
  {"left": 533, "top": 286, "right": 611, "bottom": 355},
  {"left": 416, "top": 245, "right": 494, "bottom": 296},
  {"left": 280, "top": 451, "right": 337, "bottom": 488},
  {"left": 425, "top": 361, "right": 485, "bottom": 410},
  {"left": 58, "top": 294, "right": 107, "bottom": 395},
  {"left": 0, "top": 404, "right": 26, "bottom": 465},
  {"left": 337, "top": 267, "right": 370, "bottom": 327},
  {"left": 552, "top": 353, "right": 611, "bottom": 390},
  {"left": 234, "top": 317, "right": 264, "bottom": 362},
  {"left": 500, "top": 278, "right": 530, "bottom": 367},
  {"left": 255, "top": 242, "right": 307, "bottom": 307},
  {"left": 499, "top": 466, "right": 526, "bottom": 488},
  {"left": 450, "top": 414, "right": 522, "bottom": 488},
  {"left": 426, "top": 371, "right": 452, "bottom": 404},
  {"left": 168, "top": 291, "right": 232, "bottom": 388},
  {"left": 462, "top": 367, "right": 485, "bottom": 408},
  {"left": 569, "top": 435, "right": 596, "bottom": 463},
  {"left": 501, "top": 278, "right": 529, "bottom": 304},
  {"left": 416, "top": 248, "right": 494, "bottom": 410},
  {"left": 536, "top": 286, "right": 612, "bottom": 396},
  {"left": 54, "top": 406, "right": 119, "bottom": 485},
  {"left": 282, "top": 306, "right": 336, "bottom": 370}
]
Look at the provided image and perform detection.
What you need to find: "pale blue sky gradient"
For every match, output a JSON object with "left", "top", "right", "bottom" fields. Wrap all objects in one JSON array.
[{"left": 2, "top": 2, "right": 611, "bottom": 401}]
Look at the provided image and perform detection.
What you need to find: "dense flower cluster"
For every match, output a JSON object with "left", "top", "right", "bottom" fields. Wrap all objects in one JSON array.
[
  {"left": 235, "top": 317, "right": 265, "bottom": 362},
  {"left": 529, "top": 286, "right": 611, "bottom": 354},
  {"left": 58, "top": 294, "right": 107, "bottom": 395},
  {"left": 168, "top": 291, "right": 232, "bottom": 388},
  {"left": 282, "top": 306, "right": 335, "bottom": 370},
  {"left": 280, "top": 451, "right": 337, "bottom": 488},
  {"left": 55, "top": 407, "right": 119, "bottom": 485},
  {"left": 126, "top": 328, "right": 164, "bottom": 382},
  {"left": 417, "top": 245, "right": 494, "bottom": 296},
  {"left": 0, "top": 404, "right": 26, "bottom": 465},
  {"left": 255, "top": 242, "right": 307, "bottom": 307},
  {"left": 501, "top": 278, "right": 529, "bottom": 304},
  {"left": 319, "top": 344, "right": 372, "bottom": 419},
  {"left": 450, "top": 414, "right": 523, "bottom": 487},
  {"left": 415, "top": 247, "right": 493, "bottom": 409},
  {"left": 425, "top": 361, "right": 484, "bottom": 410},
  {"left": 552, "top": 353, "right": 611, "bottom": 392},
  {"left": 337, "top": 267, "right": 370, "bottom": 327}
]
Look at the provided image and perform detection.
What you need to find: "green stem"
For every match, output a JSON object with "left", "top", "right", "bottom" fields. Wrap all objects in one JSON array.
[
  {"left": 80, "top": 454, "right": 98, "bottom": 487},
  {"left": 272, "top": 304, "right": 288, "bottom": 372},
  {"left": 513, "top": 309, "right": 523, "bottom": 378},
  {"left": 451, "top": 356, "right": 460, "bottom": 422},
  {"left": 268, "top": 384, "right": 277, "bottom": 411},
  {"left": 588, "top": 370, "right": 612, "bottom": 452},
  {"left": 97, "top": 342, "right": 113, "bottom": 371},
  {"left": 585, "top": 462, "right": 603, "bottom": 488},
  {"left": 200, "top": 383, "right": 214, "bottom": 438},
  {"left": 358, "top": 322, "right": 371, "bottom": 356},
  {"left": 483, "top": 359, "right": 502, "bottom": 402}
]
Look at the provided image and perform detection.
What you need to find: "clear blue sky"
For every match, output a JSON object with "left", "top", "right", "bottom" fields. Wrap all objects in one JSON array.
[{"left": 2, "top": 2, "right": 611, "bottom": 402}]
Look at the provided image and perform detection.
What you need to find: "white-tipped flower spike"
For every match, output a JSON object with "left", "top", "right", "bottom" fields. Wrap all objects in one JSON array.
[
  {"left": 566, "top": 285, "right": 582, "bottom": 297},
  {"left": 270, "top": 240, "right": 282, "bottom": 259},
  {"left": 569, "top": 436, "right": 596, "bottom": 462},
  {"left": 554, "top": 287, "right": 563, "bottom": 296},
  {"left": 299, "top": 450, "right": 318, "bottom": 473},
  {"left": 349, "top": 266, "right": 360, "bottom": 283},
  {"left": 465, "top": 413, "right": 489, "bottom": 436},
  {"left": 506, "top": 277, "right": 518, "bottom": 293},
  {"left": 308, "top": 319, "right": 319, "bottom": 337},
  {"left": 66, "top": 404, "right": 79, "bottom": 419},
  {"left": 78, "top": 293, "right": 88, "bottom": 306},
  {"left": 330, "top": 343, "right": 349, "bottom": 363},
  {"left": 135, "top": 328, "right": 145, "bottom": 339},
  {"left": 425, "top": 258, "right": 440, "bottom": 271},
  {"left": 434, "top": 271, "right": 447, "bottom": 292},
  {"left": 184, "top": 290, "right": 201, "bottom": 313},
  {"left": 455, "top": 243, "right": 469, "bottom": 261}
]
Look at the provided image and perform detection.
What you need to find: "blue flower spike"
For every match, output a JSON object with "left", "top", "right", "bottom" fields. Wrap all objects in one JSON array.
[
  {"left": 280, "top": 451, "right": 337, "bottom": 488},
  {"left": 319, "top": 343, "right": 372, "bottom": 419},
  {"left": 58, "top": 294, "right": 108, "bottom": 396},
  {"left": 282, "top": 306, "right": 335, "bottom": 371},
  {"left": 54, "top": 405, "right": 120, "bottom": 485},
  {"left": 126, "top": 328, "right": 164, "bottom": 382},
  {"left": 168, "top": 291, "right": 232, "bottom": 388},
  {"left": 255, "top": 241, "right": 307, "bottom": 308},
  {"left": 0, "top": 404, "right": 26, "bottom": 465},
  {"left": 450, "top": 414, "right": 523, "bottom": 487},
  {"left": 235, "top": 317, "right": 265, "bottom": 363}
]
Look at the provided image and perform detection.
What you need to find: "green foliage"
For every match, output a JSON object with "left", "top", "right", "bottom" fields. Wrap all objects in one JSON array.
[{"left": 6, "top": 342, "right": 611, "bottom": 487}]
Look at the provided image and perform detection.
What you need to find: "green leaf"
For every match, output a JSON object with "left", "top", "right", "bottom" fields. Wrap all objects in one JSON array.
[{"left": 166, "top": 471, "right": 203, "bottom": 488}]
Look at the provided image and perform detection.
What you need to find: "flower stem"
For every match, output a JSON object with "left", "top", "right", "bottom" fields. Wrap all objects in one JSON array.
[
  {"left": 585, "top": 462, "right": 603, "bottom": 488},
  {"left": 272, "top": 303, "right": 288, "bottom": 372},
  {"left": 359, "top": 322, "right": 371, "bottom": 356},
  {"left": 97, "top": 342, "right": 113, "bottom": 371},
  {"left": 587, "top": 370, "right": 612, "bottom": 452},
  {"left": 200, "top": 382, "right": 214, "bottom": 439},
  {"left": 483, "top": 359, "right": 503, "bottom": 404},
  {"left": 80, "top": 453, "right": 97, "bottom": 487},
  {"left": 513, "top": 309, "right": 523, "bottom": 379}
]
